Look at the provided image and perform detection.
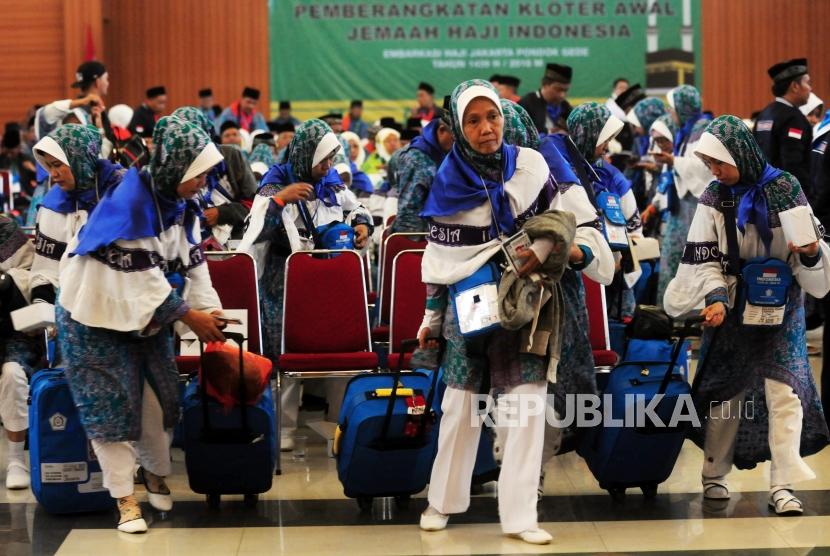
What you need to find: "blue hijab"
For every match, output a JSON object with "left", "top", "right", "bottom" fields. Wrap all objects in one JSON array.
[
  {"left": 539, "top": 133, "right": 580, "bottom": 185},
  {"left": 409, "top": 120, "right": 446, "bottom": 166},
  {"left": 733, "top": 164, "right": 783, "bottom": 250},
  {"left": 72, "top": 167, "right": 202, "bottom": 256},
  {"left": 41, "top": 159, "right": 123, "bottom": 215},
  {"left": 259, "top": 162, "right": 342, "bottom": 207},
  {"left": 593, "top": 161, "right": 633, "bottom": 198},
  {"left": 421, "top": 142, "right": 518, "bottom": 238},
  {"left": 349, "top": 161, "right": 374, "bottom": 194}
]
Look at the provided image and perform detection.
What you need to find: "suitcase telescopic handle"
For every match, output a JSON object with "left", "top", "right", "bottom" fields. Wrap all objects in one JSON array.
[
  {"left": 381, "top": 337, "right": 444, "bottom": 441},
  {"left": 657, "top": 316, "right": 706, "bottom": 396}
]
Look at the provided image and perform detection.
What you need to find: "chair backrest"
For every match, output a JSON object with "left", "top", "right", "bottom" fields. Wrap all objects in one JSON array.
[
  {"left": 388, "top": 250, "right": 426, "bottom": 352},
  {"left": 282, "top": 250, "right": 372, "bottom": 354},
  {"left": 377, "top": 232, "right": 427, "bottom": 324},
  {"left": 581, "top": 274, "right": 611, "bottom": 351},
  {"left": 206, "top": 252, "right": 263, "bottom": 354},
  {"left": 362, "top": 249, "right": 373, "bottom": 293}
]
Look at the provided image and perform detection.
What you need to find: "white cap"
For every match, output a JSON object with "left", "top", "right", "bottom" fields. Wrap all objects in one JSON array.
[
  {"left": 181, "top": 142, "right": 223, "bottom": 183},
  {"left": 313, "top": 132, "right": 342, "bottom": 167},
  {"left": 596, "top": 115, "right": 625, "bottom": 147},
  {"left": 693, "top": 131, "right": 737, "bottom": 167},
  {"left": 800, "top": 92, "right": 824, "bottom": 116}
]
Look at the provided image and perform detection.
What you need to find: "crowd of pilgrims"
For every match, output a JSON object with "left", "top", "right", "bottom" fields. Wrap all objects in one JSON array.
[{"left": 0, "top": 55, "right": 828, "bottom": 540}]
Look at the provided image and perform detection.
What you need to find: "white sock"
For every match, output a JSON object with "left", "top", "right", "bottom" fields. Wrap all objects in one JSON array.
[{"left": 7, "top": 440, "right": 25, "bottom": 466}]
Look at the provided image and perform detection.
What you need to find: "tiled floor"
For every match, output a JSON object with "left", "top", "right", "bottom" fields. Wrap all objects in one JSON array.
[{"left": 1, "top": 357, "right": 829, "bottom": 555}]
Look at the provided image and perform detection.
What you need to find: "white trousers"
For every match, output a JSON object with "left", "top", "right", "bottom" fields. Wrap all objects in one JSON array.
[
  {"left": 703, "top": 378, "right": 815, "bottom": 487},
  {"left": 427, "top": 382, "right": 547, "bottom": 534},
  {"left": 278, "top": 377, "right": 349, "bottom": 437},
  {"left": 0, "top": 362, "right": 29, "bottom": 432},
  {"left": 91, "top": 380, "right": 172, "bottom": 499}
]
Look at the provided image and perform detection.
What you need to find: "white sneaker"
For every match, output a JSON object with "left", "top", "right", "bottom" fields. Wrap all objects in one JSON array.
[
  {"left": 281, "top": 435, "right": 295, "bottom": 452},
  {"left": 5, "top": 461, "right": 30, "bottom": 490},
  {"left": 511, "top": 528, "right": 553, "bottom": 545},
  {"left": 419, "top": 506, "right": 449, "bottom": 531}
]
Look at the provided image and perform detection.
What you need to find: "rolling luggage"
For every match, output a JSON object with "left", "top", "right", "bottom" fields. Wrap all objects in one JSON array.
[
  {"left": 182, "top": 332, "right": 276, "bottom": 507},
  {"left": 28, "top": 369, "right": 113, "bottom": 513},
  {"left": 335, "top": 339, "right": 441, "bottom": 511},
  {"left": 578, "top": 317, "right": 707, "bottom": 500}
]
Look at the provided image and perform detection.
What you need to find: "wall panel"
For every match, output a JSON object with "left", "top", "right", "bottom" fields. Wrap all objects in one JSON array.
[
  {"left": 102, "top": 0, "right": 270, "bottom": 119},
  {"left": 701, "top": 0, "right": 830, "bottom": 117}
]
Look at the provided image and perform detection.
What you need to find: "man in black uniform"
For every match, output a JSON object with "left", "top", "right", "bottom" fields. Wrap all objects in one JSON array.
[
  {"left": 753, "top": 58, "right": 813, "bottom": 200},
  {"left": 128, "top": 86, "right": 168, "bottom": 147},
  {"left": 519, "top": 63, "right": 573, "bottom": 133}
]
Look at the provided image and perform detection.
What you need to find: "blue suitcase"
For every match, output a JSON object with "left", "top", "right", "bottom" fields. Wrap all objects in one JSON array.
[
  {"left": 578, "top": 319, "right": 704, "bottom": 500},
  {"left": 336, "top": 340, "right": 441, "bottom": 510},
  {"left": 28, "top": 369, "right": 113, "bottom": 514},
  {"left": 182, "top": 333, "right": 277, "bottom": 507}
]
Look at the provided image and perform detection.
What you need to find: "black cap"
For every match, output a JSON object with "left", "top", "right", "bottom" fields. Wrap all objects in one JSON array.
[
  {"left": 379, "top": 117, "right": 402, "bottom": 132},
  {"left": 279, "top": 100, "right": 291, "bottom": 110},
  {"left": 198, "top": 88, "right": 213, "bottom": 98},
  {"left": 489, "top": 74, "right": 503, "bottom": 83},
  {"left": 320, "top": 112, "right": 343, "bottom": 121},
  {"left": 269, "top": 121, "right": 295, "bottom": 133},
  {"left": 418, "top": 82, "right": 435, "bottom": 95},
  {"left": 500, "top": 75, "right": 521, "bottom": 89},
  {"left": 220, "top": 120, "right": 240, "bottom": 134},
  {"left": 768, "top": 58, "right": 808, "bottom": 82},
  {"left": 1, "top": 129, "right": 20, "bottom": 150},
  {"left": 442, "top": 95, "right": 451, "bottom": 111},
  {"left": 242, "top": 87, "right": 261, "bottom": 100},
  {"left": 401, "top": 128, "right": 420, "bottom": 141},
  {"left": 615, "top": 83, "right": 646, "bottom": 112},
  {"left": 71, "top": 61, "right": 107, "bottom": 88},
  {"left": 544, "top": 63, "right": 573, "bottom": 83},
  {"left": 252, "top": 132, "right": 275, "bottom": 147},
  {"left": 406, "top": 117, "right": 422, "bottom": 129},
  {"left": 350, "top": 100, "right": 363, "bottom": 108},
  {"left": 146, "top": 86, "right": 166, "bottom": 98}
]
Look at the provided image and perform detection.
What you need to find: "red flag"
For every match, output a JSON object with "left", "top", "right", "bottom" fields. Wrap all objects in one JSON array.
[{"left": 84, "top": 24, "right": 96, "bottom": 61}]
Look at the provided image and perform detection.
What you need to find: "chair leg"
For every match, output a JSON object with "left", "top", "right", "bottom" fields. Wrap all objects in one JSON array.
[{"left": 275, "top": 372, "right": 282, "bottom": 475}]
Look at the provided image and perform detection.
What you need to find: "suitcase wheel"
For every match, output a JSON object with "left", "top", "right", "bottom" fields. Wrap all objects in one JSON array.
[
  {"left": 607, "top": 487, "right": 626, "bottom": 502},
  {"left": 357, "top": 496, "right": 373, "bottom": 513},
  {"left": 641, "top": 483, "right": 658, "bottom": 499},
  {"left": 206, "top": 493, "right": 221, "bottom": 508},
  {"left": 244, "top": 494, "right": 259, "bottom": 508}
]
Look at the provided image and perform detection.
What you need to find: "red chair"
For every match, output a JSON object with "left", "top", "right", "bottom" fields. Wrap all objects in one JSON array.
[
  {"left": 582, "top": 274, "right": 619, "bottom": 369},
  {"left": 386, "top": 250, "right": 426, "bottom": 370},
  {"left": 371, "top": 232, "right": 427, "bottom": 344},
  {"left": 175, "top": 251, "right": 263, "bottom": 374},
  {"left": 363, "top": 250, "right": 376, "bottom": 307}
]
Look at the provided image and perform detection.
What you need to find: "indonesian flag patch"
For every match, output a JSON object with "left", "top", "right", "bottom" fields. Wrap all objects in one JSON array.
[{"left": 788, "top": 127, "right": 803, "bottom": 140}]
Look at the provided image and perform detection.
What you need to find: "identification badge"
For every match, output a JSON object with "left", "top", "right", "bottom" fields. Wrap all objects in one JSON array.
[
  {"left": 597, "top": 191, "right": 629, "bottom": 250},
  {"left": 449, "top": 262, "right": 502, "bottom": 337},
  {"left": 501, "top": 230, "right": 532, "bottom": 274},
  {"left": 738, "top": 257, "right": 792, "bottom": 328}
]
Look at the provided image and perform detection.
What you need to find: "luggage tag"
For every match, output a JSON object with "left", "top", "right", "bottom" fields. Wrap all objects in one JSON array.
[
  {"left": 597, "top": 191, "right": 629, "bottom": 250},
  {"left": 738, "top": 258, "right": 792, "bottom": 328}
]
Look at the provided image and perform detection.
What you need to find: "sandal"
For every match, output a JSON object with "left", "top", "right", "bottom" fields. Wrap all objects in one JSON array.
[
  {"left": 769, "top": 488, "right": 803, "bottom": 516},
  {"left": 702, "top": 477, "right": 730, "bottom": 500},
  {"left": 117, "top": 495, "right": 148, "bottom": 533}
]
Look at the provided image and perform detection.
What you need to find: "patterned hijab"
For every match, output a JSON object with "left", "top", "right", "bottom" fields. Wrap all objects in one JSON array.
[
  {"left": 669, "top": 85, "right": 702, "bottom": 127},
  {"left": 704, "top": 115, "right": 770, "bottom": 185},
  {"left": 40, "top": 124, "right": 102, "bottom": 190},
  {"left": 567, "top": 102, "right": 612, "bottom": 162},
  {"left": 149, "top": 116, "right": 212, "bottom": 197},
  {"left": 249, "top": 143, "right": 276, "bottom": 167},
  {"left": 287, "top": 119, "right": 335, "bottom": 182},
  {"left": 652, "top": 113, "right": 679, "bottom": 141},
  {"left": 501, "top": 99, "right": 540, "bottom": 150},
  {"left": 632, "top": 98, "right": 667, "bottom": 135},
  {"left": 450, "top": 79, "right": 505, "bottom": 181},
  {"left": 172, "top": 106, "right": 216, "bottom": 141}
]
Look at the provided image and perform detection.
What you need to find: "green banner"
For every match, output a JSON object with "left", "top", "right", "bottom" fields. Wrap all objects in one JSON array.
[{"left": 270, "top": 0, "right": 701, "bottom": 120}]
